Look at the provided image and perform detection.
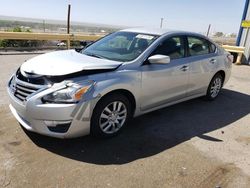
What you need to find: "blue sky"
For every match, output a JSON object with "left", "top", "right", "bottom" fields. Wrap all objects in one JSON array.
[{"left": 0, "top": 0, "right": 246, "bottom": 33}]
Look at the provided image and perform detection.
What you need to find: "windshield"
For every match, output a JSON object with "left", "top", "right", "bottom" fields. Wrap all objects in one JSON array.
[{"left": 82, "top": 32, "right": 158, "bottom": 62}]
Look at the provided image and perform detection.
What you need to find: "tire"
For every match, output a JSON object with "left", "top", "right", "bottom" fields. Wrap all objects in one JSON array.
[
  {"left": 205, "top": 73, "right": 223, "bottom": 101},
  {"left": 90, "top": 93, "right": 132, "bottom": 138}
]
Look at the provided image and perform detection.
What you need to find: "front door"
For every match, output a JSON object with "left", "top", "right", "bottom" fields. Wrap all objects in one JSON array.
[{"left": 140, "top": 36, "right": 189, "bottom": 111}]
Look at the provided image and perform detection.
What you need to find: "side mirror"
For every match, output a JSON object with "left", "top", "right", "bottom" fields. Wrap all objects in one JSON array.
[
  {"left": 80, "top": 41, "right": 87, "bottom": 46},
  {"left": 80, "top": 41, "right": 94, "bottom": 48},
  {"left": 148, "top": 55, "right": 170, "bottom": 64},
  {"left": 76, "top": 41, "right": 94, "bottom": 53},
  {"left": 75, "top": 47, "right": 83, "bottom": 52}
]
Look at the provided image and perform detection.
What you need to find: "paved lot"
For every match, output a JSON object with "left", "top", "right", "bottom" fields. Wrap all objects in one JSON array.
[{"left": 0, "top": 53, "right": 250, "bottom": 188}]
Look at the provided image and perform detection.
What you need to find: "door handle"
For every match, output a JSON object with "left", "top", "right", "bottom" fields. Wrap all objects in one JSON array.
[
  {"left": 210, "top": 59, "right": 217, "bottom": 64},
  {"left": 180, "top": 65, "right": 189, "bottom": 71}
]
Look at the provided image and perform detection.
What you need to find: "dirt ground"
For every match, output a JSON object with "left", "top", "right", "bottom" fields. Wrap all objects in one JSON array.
[{"left": 0, "top": 53, "right": 250, "bottom": 188}]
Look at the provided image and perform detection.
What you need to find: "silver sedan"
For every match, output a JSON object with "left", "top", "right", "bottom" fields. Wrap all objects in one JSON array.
[{"left": 7, "top": 28, "right": 233, "bottom": 138}]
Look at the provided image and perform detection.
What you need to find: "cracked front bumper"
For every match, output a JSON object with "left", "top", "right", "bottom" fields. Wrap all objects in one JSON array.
[{"left": 7, "top": 87, "right": 94, "bottom": 138}]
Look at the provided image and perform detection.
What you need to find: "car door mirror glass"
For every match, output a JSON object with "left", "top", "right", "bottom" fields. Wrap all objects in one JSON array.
[{"left": 148, "top": 55, "right": 170, "bottom": 64}]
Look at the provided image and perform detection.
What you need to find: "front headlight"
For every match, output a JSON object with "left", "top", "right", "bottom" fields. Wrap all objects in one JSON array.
[{"left": 42, "top": 81, "right": 94, "bottom": 103}]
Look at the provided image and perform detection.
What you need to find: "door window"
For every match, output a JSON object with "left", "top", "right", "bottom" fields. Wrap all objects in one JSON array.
[
  {"left": 187, "top": 37, "right": 210, "bottom": 56},
  {"left": 209, "top": 43, "right": 216, "bottom": 53},
  {"left": 151, "top": 36, "right": 185, "bottom": 60}
]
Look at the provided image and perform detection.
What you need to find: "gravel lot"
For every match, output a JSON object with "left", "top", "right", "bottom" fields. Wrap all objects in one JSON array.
[{"left": 0, "top": 53, "right": 250, "bottom": 188}]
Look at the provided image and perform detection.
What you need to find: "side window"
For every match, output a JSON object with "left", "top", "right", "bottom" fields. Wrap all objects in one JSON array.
[
  {"left": 152, "top": 36, "right": 185, "bottom": 60},
  {"left": 188, "top": 37, "right": 209, "bottom": 56},
  {"left": 209, "top": 43, "right": 216, "bottom": 53}
]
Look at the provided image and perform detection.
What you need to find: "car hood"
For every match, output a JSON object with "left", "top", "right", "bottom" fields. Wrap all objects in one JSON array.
[{"left": 20, "top": 50, "right": 122, "bottom": 76}]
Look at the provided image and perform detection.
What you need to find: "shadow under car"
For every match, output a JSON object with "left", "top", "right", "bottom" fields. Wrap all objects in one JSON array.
[{"left": 23, "top": 89, "right": 250, "bottom": 165}]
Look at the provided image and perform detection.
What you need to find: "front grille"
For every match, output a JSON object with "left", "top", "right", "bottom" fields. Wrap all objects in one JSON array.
[
  {"left": 8, "top": 68, "right": 49, "bottom": 102},
  {"left": 9, "top": 76, "right": 45, "bottom": 102},
  {"left": 15, "top": 80, "right": 42, "bottom": 101}
]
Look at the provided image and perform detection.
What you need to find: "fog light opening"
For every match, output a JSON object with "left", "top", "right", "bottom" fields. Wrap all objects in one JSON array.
[{"left": 44, "top": 120, "right": 72, "bottom": 133}]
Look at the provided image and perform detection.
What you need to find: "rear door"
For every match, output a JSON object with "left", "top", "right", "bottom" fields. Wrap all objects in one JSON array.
[{"left": 184, "top": 36, "right": 218, "bottom": 96}]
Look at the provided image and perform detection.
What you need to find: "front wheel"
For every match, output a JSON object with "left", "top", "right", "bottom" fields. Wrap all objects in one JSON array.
[
  {"left": 90, "top": 94, "right": 131, "bottom": 138},
  {"left": 205, "top": 73, "right": 223, "bottom": 100}
]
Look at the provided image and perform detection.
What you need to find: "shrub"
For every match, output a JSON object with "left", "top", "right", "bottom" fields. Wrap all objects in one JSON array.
[{"left": 0, "top": 27, "right": 45, "bottom": 48}]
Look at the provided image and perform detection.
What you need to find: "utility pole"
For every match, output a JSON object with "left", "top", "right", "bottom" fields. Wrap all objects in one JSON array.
[
  {"left": 67, "top": 4, "right": 71, "bottom": 49},
  {"left": 206, "top": 24, "right": 211, "bottom": 37},
  {"left": 160, "top": 18, "right": 164, "bottom": 28},
  {"left": 67, "top": 4, "right": 71, "bottom": 34}
]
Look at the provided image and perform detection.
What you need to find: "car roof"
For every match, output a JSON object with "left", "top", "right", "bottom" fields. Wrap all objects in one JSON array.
[{"left": 120, "top": 27, "right": 206, "bottom": 38}]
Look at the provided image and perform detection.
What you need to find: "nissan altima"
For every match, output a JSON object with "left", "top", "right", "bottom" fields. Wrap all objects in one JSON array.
[{"left": 7, "top": 28, "right": 233, "bottom": 138}]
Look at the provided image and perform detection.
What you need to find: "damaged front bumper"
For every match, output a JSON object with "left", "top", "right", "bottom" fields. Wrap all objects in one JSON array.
[{"left": 7, "top": 76, "right": 98, "bottom": 138}]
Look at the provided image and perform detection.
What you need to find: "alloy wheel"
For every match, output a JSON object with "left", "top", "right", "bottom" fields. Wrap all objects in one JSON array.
[
  {"left": 99, "top": 101, "right": 127, "bottom": 134},
  {"left": 210, "top": 77, "right": 222, "bottom": 98}
]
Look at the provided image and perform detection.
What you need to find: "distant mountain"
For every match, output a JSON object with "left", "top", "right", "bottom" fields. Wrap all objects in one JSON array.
[{"left": 0, "top": 15, "right": 125, "bottom": 29}]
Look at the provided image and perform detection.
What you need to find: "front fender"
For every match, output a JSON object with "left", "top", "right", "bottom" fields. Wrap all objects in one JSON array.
[{"left": 91, "top": 70, "right": 141, "bottom": 113}]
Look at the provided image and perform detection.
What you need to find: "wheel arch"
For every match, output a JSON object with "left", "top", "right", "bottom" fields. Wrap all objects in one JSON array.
[
  {"left": 214, "top": 70, "right": 225, "bottom": 85},
  {"left": 95, "top": 89, "right": 137, "bottom": 116}
]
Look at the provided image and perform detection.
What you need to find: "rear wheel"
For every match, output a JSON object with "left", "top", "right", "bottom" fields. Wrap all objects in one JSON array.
[
  {"left": 205, "top": 73, "right": 223, "bottom": 100},
  {"left": 91, "top": 94, "right": 131, "bottom": 138}
]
